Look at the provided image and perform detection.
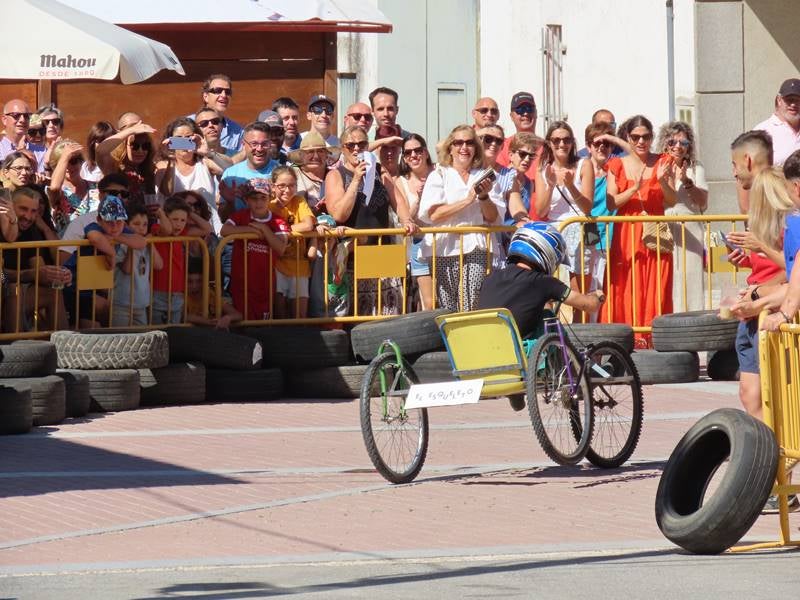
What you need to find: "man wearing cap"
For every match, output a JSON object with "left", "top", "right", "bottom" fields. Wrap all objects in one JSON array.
[
  {"left": 257, "top": 109, "right": 287, "bottom": 164},
  {"left": 272, "top": 97, "right": 302, "bottom": 155},
  {"left": 755, "top": 78, "right": 800, "bottom": 166},
  {"left": 471, "top": 97, "right": 500, "bottom": 130},
  {"left": 188, "top": 74, "right": 243, "bottom": 156},
  {"left": 497, "top": 91, "right": 540, "bottom": 180},
  {"left": 0, "top": 98, "right": 46, "bottom": 171},
  {"left": 219, "top": 122, "right": 279, "bottom": 220},
  {"left": 301, "top": 95, "right": 339, "bottom": 147}
]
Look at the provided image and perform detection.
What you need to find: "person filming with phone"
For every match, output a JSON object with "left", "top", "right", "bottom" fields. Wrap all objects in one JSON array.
[{"left": 418, "top": 124, "right": 504, "bottom": 311}]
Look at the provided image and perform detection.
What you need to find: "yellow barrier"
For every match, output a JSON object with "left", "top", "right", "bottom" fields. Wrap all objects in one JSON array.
[
  {"left": 0, "top": 236, "right": 209, "bottom": 339},
  {"left": 731, "top": 314, "right": 800, "bottom": 552}
]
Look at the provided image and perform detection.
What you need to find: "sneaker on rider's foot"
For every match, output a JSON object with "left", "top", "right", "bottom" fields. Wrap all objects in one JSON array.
[
  {"left": 763, "top": 494, "right": 800, "bottom": 514},
  {"left": 508, "top": 394, "right": 526, "bottom": 412}
]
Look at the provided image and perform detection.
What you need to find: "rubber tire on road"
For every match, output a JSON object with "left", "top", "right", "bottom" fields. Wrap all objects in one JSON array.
[
  {"left": 165, "top": 327, "right": 263, "bottom": 371},
  {"left": 350, "top": 309, "right": 451, "bottom": 363},
  {"left": 655, "top": 408, "right": 779, "bottom": 554},
  {"left": 565, "top": 323, "right": 635, "bottom": 354},
  {"left": 86, "top": 369, "right": 141, "bottom": 412},
  {"left": 51, "top": 330, "right": 169, "bottom": 370},
  {"left": 630, "top": 350, "right": 699, "bottom": 384},
  {"left": 652, "top": 310, "right": 739, "bottom": 352},
  {"left": 285, "top": 364, "right": 367, "bottom": 399},
  {"left": 139, "top": 362, "right": 206, "bottom": 406},
  {"left": 410, "top": 352, "right": 456, "bottom": 384},
  {"left": 0, "top": 385, "right": 33, "bottom": 434},
  {"left": 243, "top": 327, "right": 351, "bottom": 368},
  {"left": 0, "top": 376, "right": 66, "bottom": 426},
  {"left": 0, "top": 342, "right": 57, "bottom": 377},
  {"left": 707, "top": 350, "right": 740, "bottom": 381},
  {"left": 55, "top": 369, "right": 91, "bottom": 418},
  {"left": 206, "top": 368, "right": 283, "bottom": 403}
]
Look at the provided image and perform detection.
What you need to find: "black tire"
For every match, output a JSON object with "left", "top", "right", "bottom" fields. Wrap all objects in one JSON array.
[
  {"left": 526, "top": 333, "right": 593, "bottom": 466},
  {"left": 165, "top": 327, "right": 263, "bottom": 371},
  {"left": 0, "top": 342, "right": 57, "bottom": 377},
  {"left": 55, "top": 369, "right": 91, "bottom": 418},
  {"left": 51, "top": 330, "right": 169, "bottom": 370},
  {"left": 139, "top": 362, "right": 206, "bottom": 406},
  {"left": 350, "top": 309, "right": 451, "bottom": 363},
  {"left": 0, "top": 385, "right": 33, "bottom": 434},
  {"left": 565, "top": 323, "right": 635, "bottom": 354},
  {"left": 411, "top": 352, "right": 456, "bottom": 384},
  {"left": 652, "top": 310, "right": 739, "bottom": 352},
  {"left": 85, "top": 370, "right": 141, "bottom": 412},
  {"left": 0, "top": 376, "right": 66, "bottom": 426},
  {"left": 243, "top": 327, "right": 351, "bottom": 368},
  {"left": 655, "top": 408, "right": 779, "bottom": 554},
  {"left": 360, "top": 352, "right": 429, "bottom": 483},
  {"left": 585, "top": 341, "right": 644, "bottom": 468},
  {"left": 206, "top": 368, "right": 283, "bottom": 402},
  {"left": 707, "top": 350, "right": 740, "bottom": 381},
  {"left": 631, "top": 350, "right": 699, "bottom": 384},
  {"left": 285, "top": 364, "right": 368, "bottom": 399}
]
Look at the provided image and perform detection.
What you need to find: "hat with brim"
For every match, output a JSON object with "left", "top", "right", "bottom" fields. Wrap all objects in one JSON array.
[
  {"left": 98, "top": 195, "right": 128, "bottom": 221},
  {"left": 288, "top": 130, "right": 341, "bottom": 165}
]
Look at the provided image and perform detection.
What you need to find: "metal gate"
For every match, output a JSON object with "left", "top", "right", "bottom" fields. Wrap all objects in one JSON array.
[{"left": 541, "top": 25, "right": 566, "bottom": 130}]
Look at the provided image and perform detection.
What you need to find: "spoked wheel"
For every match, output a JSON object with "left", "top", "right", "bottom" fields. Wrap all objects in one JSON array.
[
  {"left": 527, "top": 333, "right": 593, "bottom": 465},
  {"left": 360, "top": 351, "right": 429, "bottom": 483},
  {"left": 584, "top": 341, "right": 644, "bottom": 468}
]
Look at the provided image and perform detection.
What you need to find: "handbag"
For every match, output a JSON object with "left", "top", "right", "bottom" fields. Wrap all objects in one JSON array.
[
  {"left": 638, "top": 196, "right": 674, "bottom": 253},
  {"left": 555, "top": 185, "right": 600, "bottom": 247}
]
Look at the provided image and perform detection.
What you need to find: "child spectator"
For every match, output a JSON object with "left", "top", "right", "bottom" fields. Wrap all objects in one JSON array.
[
  {"left": 268, "top": 166, "right": 315, "bottom": 317},
  {"left": 111, "top": 201, "right": 163, "bottom": 326},
  {"left": 150, "top": 195, "right": 212, "bottom": 324},
  {"left": 220, "top": 180, "right": 289, "bottom": 320},
  {"left": 63, "top": 195, "right": 146, "bottom": 328},
  {"left": 185, "top": 257, "right": 242, "bottom": 329}
]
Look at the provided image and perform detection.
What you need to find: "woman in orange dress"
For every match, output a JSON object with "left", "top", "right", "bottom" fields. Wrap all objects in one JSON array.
[{"left": 602, "top": 115, "right": 677, "bottom": 346}]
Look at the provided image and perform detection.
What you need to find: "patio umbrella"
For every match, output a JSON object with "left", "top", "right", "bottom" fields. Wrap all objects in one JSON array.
[{"left": 0, "top": 0, "right": 184, "bottom": 84}]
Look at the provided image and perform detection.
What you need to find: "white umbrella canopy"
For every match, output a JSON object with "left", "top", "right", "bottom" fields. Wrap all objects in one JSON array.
[{"left": 0, "top": 0, "right": 185, "bottom": 84}]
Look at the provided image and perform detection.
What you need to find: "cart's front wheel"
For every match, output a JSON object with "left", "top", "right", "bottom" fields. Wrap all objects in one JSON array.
[{"left": 360, "top": 351, "right": 429, "bottom": 483}]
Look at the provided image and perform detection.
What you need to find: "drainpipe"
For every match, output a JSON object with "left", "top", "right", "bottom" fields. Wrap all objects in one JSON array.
[{"left": 666, "top": 0, "right": 676, "bottom": 120}]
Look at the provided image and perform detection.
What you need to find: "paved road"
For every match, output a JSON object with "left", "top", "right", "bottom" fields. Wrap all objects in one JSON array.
[{"left": 0, "top": 379, "right": 796, "bottom": 598}]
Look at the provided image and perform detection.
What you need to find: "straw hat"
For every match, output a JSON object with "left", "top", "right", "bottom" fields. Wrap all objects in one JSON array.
[{"left": 288, "top": 130, "right": 340, "bottom": 165}]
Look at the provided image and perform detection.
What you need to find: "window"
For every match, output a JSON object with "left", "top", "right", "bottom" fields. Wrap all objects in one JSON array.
[{"left": 541, "top": 25, "right": 566, "bottom": 131}]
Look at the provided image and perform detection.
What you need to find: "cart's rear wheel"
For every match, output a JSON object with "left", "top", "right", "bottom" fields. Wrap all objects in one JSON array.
[{"left": 360, "top": 352, "right": 429, "bottom": 483}]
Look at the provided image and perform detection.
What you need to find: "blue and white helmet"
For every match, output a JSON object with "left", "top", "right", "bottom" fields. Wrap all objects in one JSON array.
[{"left": 507, "top": 221, "right": 566, "bottom": 274}]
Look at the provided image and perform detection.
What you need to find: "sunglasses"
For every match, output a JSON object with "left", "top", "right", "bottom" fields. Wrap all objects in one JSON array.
[
  {"left": 513, "top": 105, "right": 536, "bottom": 116},
  {"left": 347, "top": 112, "right": 373, "bottom": 122},
  {"left": 630, "top": 133, "right": 653, "bottom": 143},
  {"left": 667, "top": 138, "right": 691, "bottom": 148},
  {"left": 516, "top": 149, "right": 536, "bottom": 160},
  {"left": 27, "top": 127, "right": 45, "bottom": 137},
  {"left": 68, "top": 156, "right": 84, "bottom": 166},
  {"left": 207, "top": 87, "right": 232, "bottom": 96},
  {"left": 197, "top": 117, "right": 222, "bottom": 128},
  {"left": 5, "top": 112, "right": 30, "bottom": 121},
  {"left": 591, "top": 140, "right": 612, "bottom": 149},
  {"left": 343, "top": 140, "right": 369, "bottom": 152},
  {"left": 42, "top": 117, "right": 62, "bottom": 127},
  {"left": 476, "top": 107, "right": 500, "bottom": 115},
  {"left": 103, "top": 189, "right": 130, "bottom": 199},
  {"left": 549, "top": 136, "right": 573, "bottom": 146},
  {"left": 480, "top": 135, "right": 504, "bottom": 147},
  {"left": 451, "top": 139, "right": 476, "bottom": 148},
  {"left": 130, "top": 141, "right": 152, "bottom": 151},
  {"left": 402, "top": 146, "right": 425, "bottom": 157},
  {"left": 310, "top": 105, "right": 334, "bottom": 116}
]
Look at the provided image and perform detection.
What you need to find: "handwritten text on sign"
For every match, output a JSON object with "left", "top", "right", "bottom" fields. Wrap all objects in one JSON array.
[{"left": 404, "top": 380, "right": 484, "bottom": 409}]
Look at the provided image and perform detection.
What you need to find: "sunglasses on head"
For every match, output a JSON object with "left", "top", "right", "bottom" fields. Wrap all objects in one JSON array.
[
  {"left": 630, "top": 133, "right": 652, "bottom": 143},
  {"left": 27, "top": 127, "right": 45, "bottom": 137},
  {"left": 197, "top": 117, "right": 222, "bottom": 128},
  {"left": 343, "top": 140, "right": 369, "bottom": 152},
  {"left": 347, "top": 112, "right": 373, "bottom": 122},
  {"left": 513, "top": 105, "right": 536, "bottom": 116},
  {"left": 402, "top": 146, "right": 425, "bottom": 157},
  {"left": 207, "top": 87, "right": 232, "bottom": 96},
  {"left": 5, "top": 112, "right": 30, "bottom": 121},
  {"left": 310, "top": 105, "right": 334, "bottom": 116},
  {"left": 480, "top": 135, "right": 504, "bottom": 147},
  {"left": 667, "top": 138, "right": 690, "bottom": 148},
  {"left": 476, "top": 107, "right": 500, "bottom": 115},
  {"left": 42, "top": 117, "right": 62, "bottom": 127},
  {"left": 451, "top": 139, "right": 476, "bottom": 148},
  {"left": 130, "top": 140, "right": 152, "bottom": 151}
]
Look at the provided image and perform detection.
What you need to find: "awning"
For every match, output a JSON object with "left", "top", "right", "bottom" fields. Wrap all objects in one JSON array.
[{"left": 59, "top": 0, "right": 393, "bottom": 33}]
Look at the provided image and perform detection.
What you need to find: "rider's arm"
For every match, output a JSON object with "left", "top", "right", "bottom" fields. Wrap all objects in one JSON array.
[{"left": 562, "top": 288, "right": 605, "bottom": 313}]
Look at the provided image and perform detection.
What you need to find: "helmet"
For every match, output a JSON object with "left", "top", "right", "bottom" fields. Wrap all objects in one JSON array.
[{"left": 506, "top": 221, "right": 566, "bottom": 274}]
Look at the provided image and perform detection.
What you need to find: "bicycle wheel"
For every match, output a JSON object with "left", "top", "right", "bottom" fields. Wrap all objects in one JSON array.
[
  {"left": 360, "top": 351, "right": 429, "bottom": 483},
  {"left": 584, "top": 341, "right": 644, "bottom": 468},
  {"left": 526, "top": 333, "right": 593, "bottom": 465}
]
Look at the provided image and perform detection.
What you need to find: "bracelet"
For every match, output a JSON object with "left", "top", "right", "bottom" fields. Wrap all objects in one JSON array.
[
  {"left": 781, "top": 310, "right": 792, "bottom": 323},
  {"left": 751, "top": 286, "right": 760, "bottom": 301}
]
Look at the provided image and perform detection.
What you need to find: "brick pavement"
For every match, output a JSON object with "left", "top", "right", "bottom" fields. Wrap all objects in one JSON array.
[{"left": 0, "top": 379, "right": 794, "bottom": 573}]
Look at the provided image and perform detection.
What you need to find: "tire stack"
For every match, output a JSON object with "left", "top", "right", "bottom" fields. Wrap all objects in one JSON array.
[
  {"left": 51, "top": 330, "right": 170, "bottom": 412},
  {"left": 637, "top": 310, "right": 740, "bottom": 385},
  {"left": 166, "top": 327, "right": 274, "bottom": 403},
  {"left": 0, "top": 341, "right": 64, "bottom": 432}
]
